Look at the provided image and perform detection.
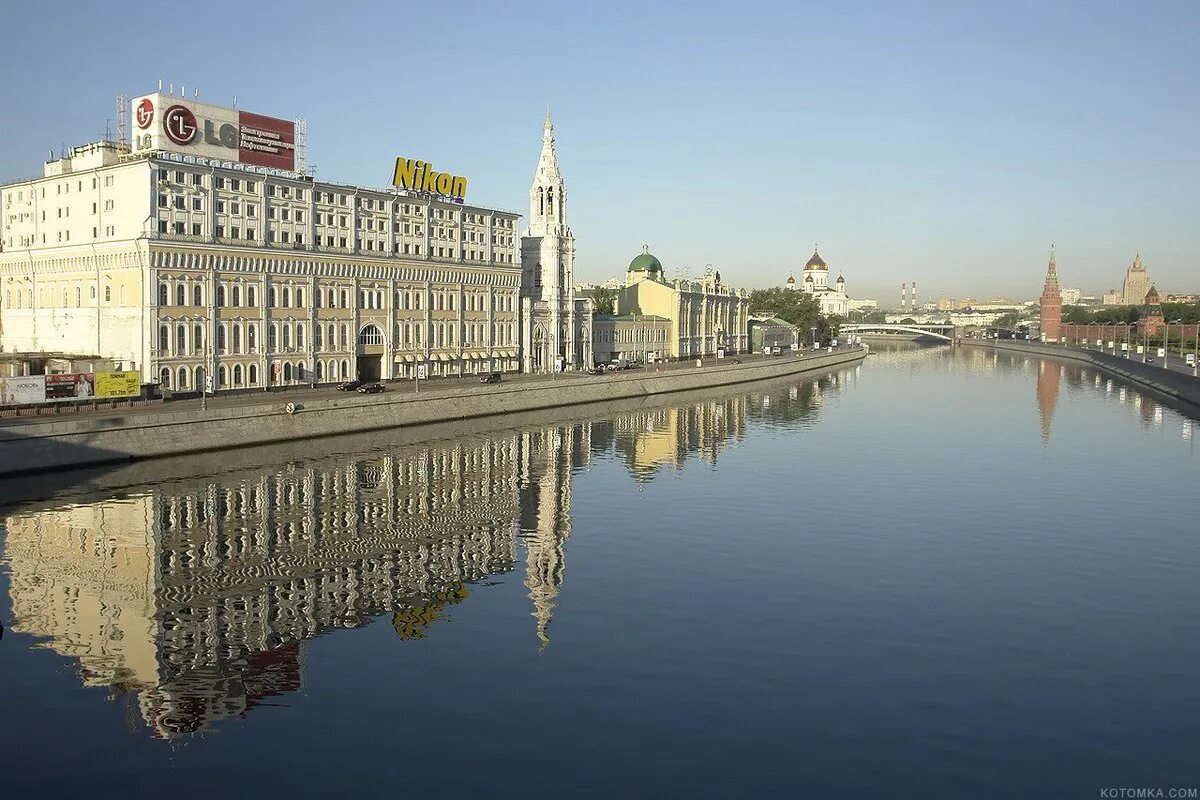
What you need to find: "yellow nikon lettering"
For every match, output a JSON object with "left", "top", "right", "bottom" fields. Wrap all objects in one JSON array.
[{"left": 391, "top": 156, "right": 468, "bottom": 200}]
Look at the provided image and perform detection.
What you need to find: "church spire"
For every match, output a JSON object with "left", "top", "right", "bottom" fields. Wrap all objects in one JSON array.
[
  {"left": 528, "top": 108, "right": 566, "bottom": 237},
  {"left": 1045, "top": 245, "right": 1058, "bottom": 287}
]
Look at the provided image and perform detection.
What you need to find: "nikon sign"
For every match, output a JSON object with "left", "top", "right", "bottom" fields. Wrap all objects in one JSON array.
[{"left": 392, "top": 158, "right": 468, "bottom": 201}]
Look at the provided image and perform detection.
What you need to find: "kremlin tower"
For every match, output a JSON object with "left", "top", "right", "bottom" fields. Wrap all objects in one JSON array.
[{"left": 1039, "top": 247, "right": 1062, "bottom": 342}]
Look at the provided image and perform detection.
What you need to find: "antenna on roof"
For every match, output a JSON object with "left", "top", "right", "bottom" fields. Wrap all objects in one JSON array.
[
  {"left": 232, "top": 95, "right": 237, "bottom": 108},
  {"left": 194, "top": 87, "right": 199, "bottom": 99},
  {"left": 181, "top": 84, "right": 186, "bottom": 98},
  {"left": 169, "top": 82, "right": 174, "bottom": 95}
]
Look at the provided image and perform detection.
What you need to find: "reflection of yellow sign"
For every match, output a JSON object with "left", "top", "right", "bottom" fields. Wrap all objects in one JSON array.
[
  {"left": 94, "top": 371, "right": 141, "bottom": 399},
  {"left": 392, "top": 157, "right": 467, "bottom": 200}
]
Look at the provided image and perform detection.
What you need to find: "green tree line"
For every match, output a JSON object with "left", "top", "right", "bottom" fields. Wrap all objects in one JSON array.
[
  {"left": 1062, "top": 303, "right": 1200, "bottom": 325},
  {"left": 748, "top": 288, "right": 841, "bottom": 344}
]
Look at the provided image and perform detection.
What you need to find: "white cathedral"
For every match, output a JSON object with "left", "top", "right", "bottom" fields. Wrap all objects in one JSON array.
[
  {"left": 785, "top": 247, "right": 849, "bottom": 316},
  {"left": 520, "top": 111, "right": 594, "bottom": 373}
]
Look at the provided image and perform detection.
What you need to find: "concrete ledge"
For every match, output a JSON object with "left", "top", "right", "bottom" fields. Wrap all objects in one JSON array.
[
  {"left": 0, "top": 348, "right": 865, "bottom": 477},
  {"left": 962, "top": 339, "right": 1200, "bottom": 416}
]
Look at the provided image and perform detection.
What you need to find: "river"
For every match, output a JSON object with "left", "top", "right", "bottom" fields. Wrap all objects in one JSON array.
[{"left": 1, "top": 344, "right": 1197, "bottom": 798}]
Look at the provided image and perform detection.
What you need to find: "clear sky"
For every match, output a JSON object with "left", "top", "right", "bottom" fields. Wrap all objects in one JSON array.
[{"left": 1, "top": 0, "right": 1197, "bottom": 302}]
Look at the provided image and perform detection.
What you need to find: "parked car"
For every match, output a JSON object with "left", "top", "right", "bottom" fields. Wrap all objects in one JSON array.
[
  {"left": 588, "top": 366, "right": 607, "bottom": 375},
  {"left": 479, "top": 372, "right": 502, "bottom": 384},
  {"left": 356, "top": 382, "right": 385, "bottom": 394},
  {"left": 337, "top": 380, "right": 363, "bottom": 391}
]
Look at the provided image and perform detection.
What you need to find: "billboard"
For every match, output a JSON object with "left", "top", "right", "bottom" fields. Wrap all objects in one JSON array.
[
  {"left": 132, "top": 93, "right": 296, "bottom": 171},
  {"left": 0, "top": 371, "right": 141, "bottom": 406},
  {"left": 0, "top": 375, "right": 47, "bottom": 406},
  {"left": 95, "top": 371, "right": 142, "bottom": 399}
]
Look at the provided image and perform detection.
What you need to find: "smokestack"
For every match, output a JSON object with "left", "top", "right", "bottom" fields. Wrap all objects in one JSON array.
[
  {"left": 169, "top": 82, "right": 174, "bottom": 95},
  {"left": 912, "top": 282, "right": 918, "bottom": 311},
  {"left": 901, "top": 283, "right": 907, "bottom": 311},
  {"left": 158, "top": 79, "right": 163, "bottom": 92}
]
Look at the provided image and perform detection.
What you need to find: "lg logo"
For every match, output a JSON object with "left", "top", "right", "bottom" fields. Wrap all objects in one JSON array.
[
  {"left": 163, "top": 105, "right": 198, "bottom": 146},
  {"left": 135, "top": 98, "right": 154, "bottom": 129}
]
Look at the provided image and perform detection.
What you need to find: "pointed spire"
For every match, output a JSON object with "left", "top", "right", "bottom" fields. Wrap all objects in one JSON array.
[{"left": 543, "top": 106, "right": 554, "bottom": 143}]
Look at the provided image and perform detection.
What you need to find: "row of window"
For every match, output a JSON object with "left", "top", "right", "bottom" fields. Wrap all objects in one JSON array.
[
  {"left": 156, "top": 319, "right": 517, "bottom": 357},
  {"left": 596, "top": 327, "right": 669, "bottom": 343},
  {"left": 2, "top": 283, "right": 128, "bottom": 309},
  {"left": 157, "top": 281, "right": 517, "bottom": 313}
]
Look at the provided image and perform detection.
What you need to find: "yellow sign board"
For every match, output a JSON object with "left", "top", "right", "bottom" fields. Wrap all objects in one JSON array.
[
  {"left": 94, "top": 370, "right": 142, "bottom": 399},
  {"left": 392, "top": 157, "right": 467, "bottom": 200}
]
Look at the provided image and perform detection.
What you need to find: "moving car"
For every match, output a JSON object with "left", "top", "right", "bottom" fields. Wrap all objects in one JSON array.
[
  {"left": 356, "top": 382, "right": 385, "bottom": 394},
  {"left": 337, "top": 380, "right": 363, "bottom": 391},
  {"left": 479, "top": 372, "right": 502, "bottom": 384}
]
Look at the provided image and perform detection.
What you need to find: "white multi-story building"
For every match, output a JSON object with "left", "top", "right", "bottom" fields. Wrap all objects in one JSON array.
[
  {"left": 0, "top": 91, "right": 523, "bottom": 391},
  {"left": 1060, "top": 287, "right": 1082, "bottom": 305},
  {"left": 785, "top": 247, "right": 849, "bottom": 316}
]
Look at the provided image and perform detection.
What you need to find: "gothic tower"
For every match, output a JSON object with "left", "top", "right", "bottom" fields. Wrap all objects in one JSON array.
[
  {"left": 1039, "top": 246, "right": 1062, "bottom": 341},
  {"left": 520, "top": 110, "right": 584, "bottom": 373}
]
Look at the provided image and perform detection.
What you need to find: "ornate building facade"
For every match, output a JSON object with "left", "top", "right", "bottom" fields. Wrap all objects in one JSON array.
[
  {"left": 613, "top": 245, "right": 750, "bottom": 359},
  {"left": 1039, "top": 247, "right": 1062, "bottom": 341},
  {"left": 519, "top": 112, "right": 593, "bottom": 372}
]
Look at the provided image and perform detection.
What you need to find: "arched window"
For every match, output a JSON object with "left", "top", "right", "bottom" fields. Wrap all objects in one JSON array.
[
  {"left": 316, "top": 361, "right": 324, "bottom": 381},
  {"left": 282, "top": 324, "right": 291, "bottom": 350},
  {"left": 314, "top": 324, "right": 323, "bottom": 350},
  {"left": 159, "top": 325, "right": 169, "bottom": 352},
  {"left": 104, "top": 285, "right": 111, "bottom": 302},
  {"left": 296, "top": 288, "right": 305, "bottom": 307},
  {"left": 359, "top": 290, "right": 367, "bottom": 308},
  {"left": 218, "top": 365, "right": 228, "bottom": 387},
  {"left": 195, "top": 366, "right": 205, "bottom": 392},
  {"left": 283, "top": 363, "right": 293, "bottom": 381},
  {"left": 269, "top": 287, "right": 277, "bottom": 307},
  {"left": 233, "top": 364, "right": 243, "bottom": 386},
  {"left": 341, "top": 289, "right": 348, "bottom": 308},
  {"left": 328, "top": 323, "right": 336, "bottom": 349},
  {"left": 328, "top": 288, "right": 337, "bottom": 308},
  {"left": 248, "top": 364, "right": 258, "bottom": 385},
  {"left": 217, "top": 325, "right": 227, "bottom": 353},
  {"left": 216, "top": 285, "right": 225, "bottom": 307},
  {"left": 194, "top": 324, "right": 204, "bottom": 352},
  {"left": 269, "top": 324, "right": 278, "bottom": 351},
  {"left": 160, "top": 367, "right": 171, "bottom": 387},
  {"left": 359, "top": 324, "right": 384, "bottom": 346},
  {"left": 90, "top": 285, "right": 97, "bottom": 301},
  {"left": 248, "top": 324, "right": 257, "bottom": 352},
  {"left": 296, "top": 325, "right": 305, "bottom": 350},
  {"left": 296, "top": 362, "right": 306, "bottom": 382},
  {"left": 283, "top": 287, "right": 292, "bottom": 308},
  {"left": 232, "top": 285, "right": 241, "bottom": 306},
  {"left": 177, "top": 367, "right": 188, "bottom": 388},
  {"left": 247, "top": 286, "right": 257, "bottom": 306},
  {"left": 75, "top": 286, "right": 82, "bottom": 306},
  {"left": 194, "top": 285, "right": 204, "bottom": 306},
  {"left": 340, "top": 324, "right": 349, "bottom": 349},
  {"left": 159, "top": 283, "right": 169, "bottom": 306},
  {"left": 341, "top": 359, "right": 350, "bottom": 379},
  {"left": 176, "top": 284, "right": 185, "bottom": 306},
  {"left": 176, "top": 324, "right": 187, "bottom": 354},
  {"left": 232, "top": 324, "right": 242, "bottom": 353}
]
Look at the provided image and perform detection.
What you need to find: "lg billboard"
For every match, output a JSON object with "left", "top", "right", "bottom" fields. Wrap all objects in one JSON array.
[{"left": 131, "top": 93, "right": 296, "bottom": 171}]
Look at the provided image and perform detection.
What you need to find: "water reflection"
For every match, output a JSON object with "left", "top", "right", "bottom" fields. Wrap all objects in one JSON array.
[{"left": 0, "top": 380, "right": 838, "bottom": 739}]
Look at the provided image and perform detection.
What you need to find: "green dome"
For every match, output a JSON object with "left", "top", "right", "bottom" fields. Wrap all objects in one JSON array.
[{"left": 628, "top": 244, "right": 663, "bottom": 274}]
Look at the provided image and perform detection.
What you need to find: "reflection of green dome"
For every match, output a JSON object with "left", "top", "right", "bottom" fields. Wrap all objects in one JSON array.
[{"left": 628, "top": 243, "right": 663, "bottom": 274}]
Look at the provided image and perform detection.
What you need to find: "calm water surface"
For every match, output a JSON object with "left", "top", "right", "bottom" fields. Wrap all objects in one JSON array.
[{"left": 1, "top": 345, "right": 1198, "bottom": 798}]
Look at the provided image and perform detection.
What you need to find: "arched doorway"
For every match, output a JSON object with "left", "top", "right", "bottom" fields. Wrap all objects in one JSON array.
[
  {"left": 357, "top": 324, "right": 385, "bottom": 381},
  {"left": 533, "top": 323, "right": 548, "bottom": 373}
]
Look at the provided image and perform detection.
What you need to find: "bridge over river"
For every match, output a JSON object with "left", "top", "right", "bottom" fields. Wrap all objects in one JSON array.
[{"left": 842, "top": 323, "right": 956, "bottom": 342}]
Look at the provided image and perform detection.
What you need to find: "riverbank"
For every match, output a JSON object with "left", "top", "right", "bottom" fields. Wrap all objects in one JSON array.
[
  {"left": 0, "top": 347, "right": 865, "bottom": 477},
  {"left": 961, "top": 338, "right": 1200, "bottom": 416}
]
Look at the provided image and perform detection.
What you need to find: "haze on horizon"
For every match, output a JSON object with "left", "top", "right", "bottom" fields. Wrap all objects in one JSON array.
[{"left": 0, "top": 0, "right": 1195, "bottom": 302}]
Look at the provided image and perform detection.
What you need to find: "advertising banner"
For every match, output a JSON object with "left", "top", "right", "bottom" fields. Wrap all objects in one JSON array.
[
  {"left": 45, "top": 373, "right": 96, "bottom": 402},
  {"left": 0, "top": 375, "right": 47, "bottom": 406},
  {"left": 95, "top": 371, "right": 142, "bottom": 399},
  {"left": 132, "top": 94, "right": 296, "bottom": 171}
]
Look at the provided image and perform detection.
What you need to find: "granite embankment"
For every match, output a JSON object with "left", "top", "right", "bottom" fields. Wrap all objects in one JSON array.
[
  {"left": 0, "top": 348, "right": 864, "bottom": 476},
  {"left": 962, "top": 338, "right": 1200, "bottom": 415}
]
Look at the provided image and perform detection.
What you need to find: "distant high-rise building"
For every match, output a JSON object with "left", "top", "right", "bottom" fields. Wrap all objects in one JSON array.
[
  {"left": 1039, "top": 247, "right": 1062, "bottom": 341},
  {"left": 1121, "top": 252, "right": 1152, "bottom": 306}
]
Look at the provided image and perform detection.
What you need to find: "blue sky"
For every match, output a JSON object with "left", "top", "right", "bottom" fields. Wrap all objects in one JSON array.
[{"left": 1, "top": 0, "right": 1197, "bottom": 301}]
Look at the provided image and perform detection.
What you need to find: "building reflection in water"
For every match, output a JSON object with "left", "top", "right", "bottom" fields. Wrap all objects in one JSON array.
[
  {"left": 0, "top": 382, "right": 831, "bottom": 739},
  {"left": 1037, "top": 360, "right": 1062, "bottom": 443}
]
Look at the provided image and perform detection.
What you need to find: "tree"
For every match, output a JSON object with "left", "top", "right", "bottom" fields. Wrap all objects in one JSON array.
[
  {"left": 992, "top": 311, "right": 1024, "bottom": 329},
  {"left": 1062, "top": 305, "right": 1093, "bottom": 325},
  {"left": 590, "top": 287, "right": 615, "bottom": 315}
]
